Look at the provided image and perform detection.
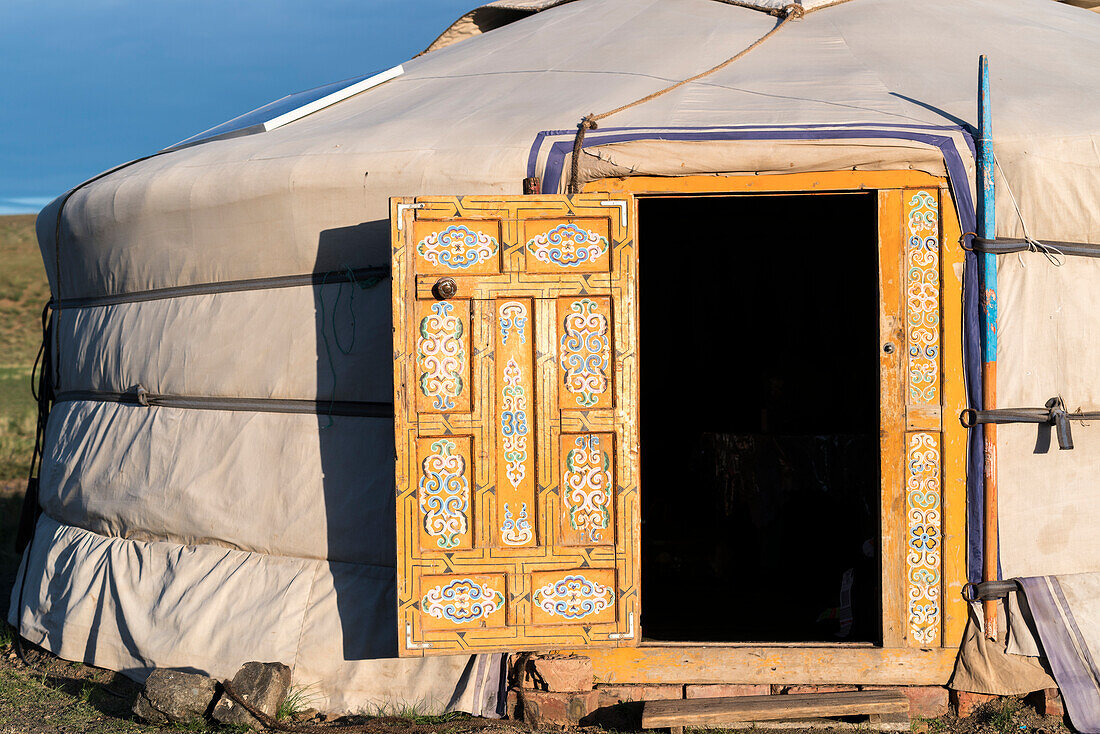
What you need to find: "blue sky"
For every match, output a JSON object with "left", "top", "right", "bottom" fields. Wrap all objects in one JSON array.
[{"left": 0, "top": 0, "right": 480, "bottom": 214}]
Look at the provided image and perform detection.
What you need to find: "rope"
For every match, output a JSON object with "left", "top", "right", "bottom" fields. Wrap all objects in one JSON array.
[
  {"left": 992, "top": 151, "right": 1065, "bottom": 267},
  {"left": 219, "top": 679, "right": 495, "bottom": 734},
  {"left": 567, "top": 2, "right": 805, "bottom": 194}
]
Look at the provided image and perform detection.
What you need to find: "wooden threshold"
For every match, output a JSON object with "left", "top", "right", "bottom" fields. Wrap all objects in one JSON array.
[
  {"left": 574, "top": 645, "right": 956, "bottom": 686},
  {"left": 642, "top": 691, "right": 909, "bottom": 730}
]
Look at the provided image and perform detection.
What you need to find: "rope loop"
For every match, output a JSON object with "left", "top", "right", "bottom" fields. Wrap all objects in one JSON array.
[{"left": 563, "top": 5, "right": 801, "bottom": 194}]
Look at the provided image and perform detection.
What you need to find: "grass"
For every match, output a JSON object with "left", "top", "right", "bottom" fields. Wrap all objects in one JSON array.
[
  {"left": 0, "top": 214, "right": 47, "bottom": 480},
  {"left": 0, "top": 663, "right": 146, "bottom": 733},
  {"left": 276, "top": 683, "right": 321, "bottom": 721}
]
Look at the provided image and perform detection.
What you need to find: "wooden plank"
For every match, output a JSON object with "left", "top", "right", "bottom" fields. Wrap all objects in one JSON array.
[
  {"left": 939, "top": 186, "right": 968, "bottom": 648},
  {"left": 877, "top": 189, "right": 906, "bottom": 650},
  {"left": 578, "top": 645, "right": 957, "bottom": 686},
  {"left": 642, "top": 691, "right": 909, "bottom": 728}
]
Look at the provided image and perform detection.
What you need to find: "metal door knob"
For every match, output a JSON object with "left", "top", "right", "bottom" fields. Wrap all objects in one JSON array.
[{"left": 433, "top": 277, "right": 458, "bottom": 300}]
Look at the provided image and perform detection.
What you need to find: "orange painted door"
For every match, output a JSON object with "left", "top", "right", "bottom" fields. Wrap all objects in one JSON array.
[{"left": 391, "top": 194, "right": 639, "bottom": 655}]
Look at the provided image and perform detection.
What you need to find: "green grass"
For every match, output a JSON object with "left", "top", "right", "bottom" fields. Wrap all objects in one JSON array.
[
  {"left": 276, "top": 683, "right": 321, "bottom": 721},
  {"left": 0, "top": 664, "right": 145, "bottom": 733},
  {"left": 0, "top": 214, "right": 47, "bottom": 480}
]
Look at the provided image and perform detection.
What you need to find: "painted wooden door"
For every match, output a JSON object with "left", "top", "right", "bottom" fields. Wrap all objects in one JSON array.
[{"left": 390, "top": 194, "right": 639, "bottom": 655}]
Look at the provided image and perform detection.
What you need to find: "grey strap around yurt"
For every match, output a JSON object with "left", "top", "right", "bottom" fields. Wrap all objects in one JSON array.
[
  {"left": 54, "top": 387, "right": 393, "bottom": 418},
  {"left": 961, "top": 397, "right": 1100, "bottom": 451},
  {"left": 54, "top": 265, "right": 388, "bottom": 309},
  {"left": 971, "top": 237, "right": 1100, "bottom": 259}
]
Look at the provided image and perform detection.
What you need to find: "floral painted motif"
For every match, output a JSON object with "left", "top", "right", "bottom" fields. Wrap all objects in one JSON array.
[
  {"left": 500, "top": 502, "right": 533, "bottom": 546},
  {"left": 500, "top": 358, "right": 529, "bottom": 489},
  {"left": 532, "top": 574, "right": 615, "bottom": 620},
  {"left": 563, "top": 435, "right": 611, "bottom": 542},
  {"left": 417, "top": 301, "right": 464, "bottom": 410},
  {"left": 499, "top": 301, "right": 527, "bottom": 345},
  {"left": 907, "top": 191, "right": 940, "bottom": 404},
  {"left": 419, "top": 439, "right": 469, "bottom": 549},
  {"left": 560, "top": 299, "right": 610, "bottom": 408},
  {"left": 417, "top": 225, "right": 498, "bottom": 270},
  {"left": 421, "top": 579, "right": 504, "bottom": 623},
  {"left": 906, "top": 432, "right": 941, "bottom": 645},
  {"left": 527, "top": 223, "right": 609, "bottom": 268}
]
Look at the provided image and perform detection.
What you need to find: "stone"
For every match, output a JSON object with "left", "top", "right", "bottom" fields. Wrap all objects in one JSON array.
[
  {"left": 599, "top": 684, "right": 683, "bottom": 706},
  {"left": 950, "top": 690, "right": 999, "bottom": 718},
  {"left": 685, "top": 684, "right": 769, "bottom": 699},
  {"left": 520, "top": 688, "right": 600, "bottom": 727},
  {"left": 212, "top": 661, "right": 292, "bottom": 729},
  {"left": 524, "top": 654, "right": 594, "bottom": 692},
  {"left": 132, "top": 669, "right": 218, "bottom": 725}
]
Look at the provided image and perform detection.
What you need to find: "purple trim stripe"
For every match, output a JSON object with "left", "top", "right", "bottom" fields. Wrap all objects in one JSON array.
[
  {"left": 1020, "top": 576, "right": 1100, "bottom": 733},
  {"left": 526, "top": 123, "right": 986, "bottom": 582}
]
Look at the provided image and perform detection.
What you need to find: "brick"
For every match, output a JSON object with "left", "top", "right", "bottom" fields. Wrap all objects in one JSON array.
[
  {"left": 782, "top": 685, "right": 858, "bottom": 695},
  {"left": 520, "top": 689, "right": 599, "bottom": 727},
  {"left": 598, "top": 684, "right": 682, "bottom": 707},
  {"left": 951, "top": 690, "right": 999, "bottom": 718},
  {"left": 685, "top": 684, "right": 770, "bottom": 699},
  {"left": 1026, "top": 688, "right": 1065, "bottom": 719},
  {"left": 902, "top": 687, "right": 949, "bottom": 718},
  {"left": 864, "top": 686, "right": 948, "bottom": 719},
  {"left": 524, "top": 654, "right": 594, "bottom": 692}
]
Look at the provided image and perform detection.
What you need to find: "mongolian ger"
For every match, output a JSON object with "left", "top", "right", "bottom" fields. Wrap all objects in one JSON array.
[{"left": 11, "top": 0, "right": 1100, "bottom": 730}]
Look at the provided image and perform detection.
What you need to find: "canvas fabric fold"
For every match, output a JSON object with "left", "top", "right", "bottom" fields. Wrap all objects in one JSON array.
[
  {"left": 9, "top": 514, "right": 503, "bottom": 716},
  {"left": 1018, "top": 575, "right": 1100, "bottom": 734}
]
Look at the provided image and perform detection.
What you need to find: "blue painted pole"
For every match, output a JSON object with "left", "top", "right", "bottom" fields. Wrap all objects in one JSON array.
[{"left": 978, "top": 55, "right": 999, "bottom": 640}]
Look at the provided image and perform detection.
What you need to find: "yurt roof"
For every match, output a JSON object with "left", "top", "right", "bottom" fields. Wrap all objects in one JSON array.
[
  {"left": 42, "top": 0, "right": 1100, "bottom": 302},
  {"left": 426, "top": 0, "right": 1100, "bottom": 53}
]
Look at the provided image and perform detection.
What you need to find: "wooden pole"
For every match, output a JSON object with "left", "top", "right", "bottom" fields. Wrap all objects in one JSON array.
[{"left": 978, "top": 55, "right": 999, "bottom": 641}]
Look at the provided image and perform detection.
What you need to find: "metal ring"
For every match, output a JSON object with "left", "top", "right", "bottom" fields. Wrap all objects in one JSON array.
[
  {"left": 960, "top": 408, "right": 978, "bottom": 429},
  {"left": 961, "top": 582, "right": 979, "bottom": 603}
]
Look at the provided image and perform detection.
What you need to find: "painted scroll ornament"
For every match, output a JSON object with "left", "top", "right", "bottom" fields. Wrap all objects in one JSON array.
[
  {"left": 563, "top": 435, "right": 611, "bottom": 542},
  {"left": 421, "top": 579, "right": 504, "bottom": 623},
  {"left": 500, "top": 502, "right": 533, "bottom": 546},
  {"left": 500, "top": 358, "right": 529, "bottom": 489},
  {"left": 417, "top": 301, "right": 465, "bottom": 410},
  {"left": 559, "top": 299, "right": 610, "bottom": 407},
  {"left": 419, "top": 438, "right": 470, "bottom": 549},
  {"left": 906, "top": 191, "right": 940, "bottom": 404},
  {"left": 906, "top": 431, "right": 941, "bottom": 644},
  {"left": 417, "top": 224, "right": 498, "bottom": 269},
  {"left": 533, "top": 574, "right": 615, "bottom": 620},
  {"left": 527, "top": 223, "right": 609, "bottom": 267},
  {"left": 499, "top": 300, "right": 528, "bottom": 345}
]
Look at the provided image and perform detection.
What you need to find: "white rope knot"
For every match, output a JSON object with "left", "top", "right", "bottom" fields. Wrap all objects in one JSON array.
[{"left": 783, "top": 3, "right": 805, "bottom": 18}]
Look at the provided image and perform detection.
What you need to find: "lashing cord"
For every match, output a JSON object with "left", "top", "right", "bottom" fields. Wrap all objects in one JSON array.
[
  {"left": 567, "top": 2, "right": 805, "bottom": 194},
  {"left": 219, "top": 679, "right": 495, "bottom": 734}
]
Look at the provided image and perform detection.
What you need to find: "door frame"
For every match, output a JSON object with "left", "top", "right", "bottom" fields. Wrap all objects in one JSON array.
[{"left": 566, "top": 170, "right": 967, "bottom": 686}]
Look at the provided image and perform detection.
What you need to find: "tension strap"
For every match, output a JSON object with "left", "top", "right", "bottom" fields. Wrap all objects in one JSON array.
[
  {"left": 961, "top": 397, "right": 1100, "bottom": 451},
  {"left": 971, "top": 237, "right": 1100, "bottom": 259}
]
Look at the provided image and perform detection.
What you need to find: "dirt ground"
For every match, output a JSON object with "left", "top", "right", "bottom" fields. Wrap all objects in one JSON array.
[{"left": 0, "top": 478, "right": 1074, "bottom": 734}]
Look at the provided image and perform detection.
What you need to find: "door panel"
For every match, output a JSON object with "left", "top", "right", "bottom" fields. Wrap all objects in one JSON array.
[{"left": 392, "top": 194, "right": 639, "bottom": 655}]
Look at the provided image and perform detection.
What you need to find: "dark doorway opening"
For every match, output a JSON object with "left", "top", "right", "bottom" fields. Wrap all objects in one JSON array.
[{"left": 638, "top": 193, "right": 881, "bottom": 643}]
